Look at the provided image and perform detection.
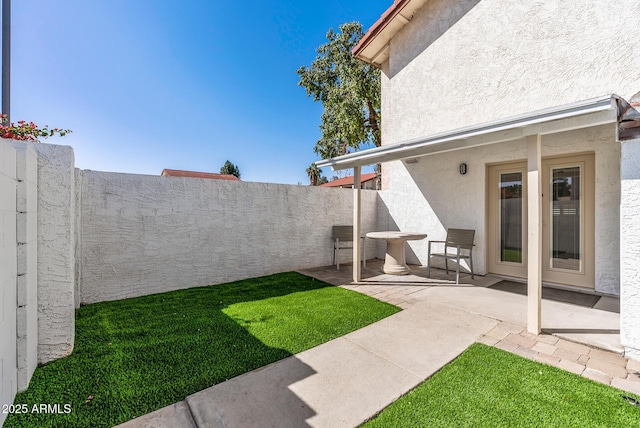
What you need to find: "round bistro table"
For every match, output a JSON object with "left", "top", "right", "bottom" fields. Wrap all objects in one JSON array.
[{"left": 365, "top": 231, "right": 427, "bottom": 275}]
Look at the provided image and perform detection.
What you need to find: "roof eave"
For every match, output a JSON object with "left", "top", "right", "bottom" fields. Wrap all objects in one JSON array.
[{"left": 353, "top": 0, "right": 429, "bottom": 67}]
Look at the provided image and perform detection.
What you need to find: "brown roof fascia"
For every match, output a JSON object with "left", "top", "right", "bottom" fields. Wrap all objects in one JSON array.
[
  {"left": 353, "top": 0, "right": 412, "bottom": 59},
  {"left": 319, "top": 172, "right": 377, "bottom": 187}
]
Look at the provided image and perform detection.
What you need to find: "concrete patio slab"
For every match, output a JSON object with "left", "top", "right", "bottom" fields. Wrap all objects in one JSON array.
[
  {"left": 185, "top": 353, "right": 317, "bottom": 428},
  {"left": 411, "top": 285, "right": 529, "bottom": 324},
  {"left": 346, "top": 300, "right": 498, "bottom": 379},
  {"left": 186, "top": 335, "right": 422, "bottom": 428},
  {"left": 287, "top": 337, "right": 422, "bottom": 427},
  {"left": 542, "top": 300, "right": 621, "bottom": 353},
  {"left": 399, "top": 285, "right": 622, "bottom": 353},
  {"left": 116, "top": 401, "right": 196, "bottom": 428}
]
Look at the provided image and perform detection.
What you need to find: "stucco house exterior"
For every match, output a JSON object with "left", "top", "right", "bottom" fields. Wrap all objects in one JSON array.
[{"left": 317, "top": 0, "right": 640, "bottom": 357}]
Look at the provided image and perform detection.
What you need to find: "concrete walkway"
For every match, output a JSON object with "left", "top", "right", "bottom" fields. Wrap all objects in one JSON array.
[{"left": 118, "top": 261, "right": 637, "bottom": 428}]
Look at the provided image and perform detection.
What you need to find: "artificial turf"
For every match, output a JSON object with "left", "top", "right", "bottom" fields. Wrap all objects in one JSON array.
[
  {"left": 5, "top": 272, "right": 399, "bottom": 428},
  {"left": 363, "top": 343, "right": 640, "bottom": 427}
]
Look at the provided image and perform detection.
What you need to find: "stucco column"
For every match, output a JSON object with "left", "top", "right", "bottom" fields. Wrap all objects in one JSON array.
[
  {"left": 31, "top": 143, "right": 76, "bottom": 364},
  {"left": 621, "top": 137, "right": 640, "bottom": 359},
  {"left": 527, "top": 135, "right": 542, "bottom": 334},
  {"left": 353, "top": 167, "right": 362, "bottom": 282}
]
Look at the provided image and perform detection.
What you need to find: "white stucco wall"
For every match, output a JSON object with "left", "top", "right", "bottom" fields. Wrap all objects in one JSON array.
[
  {"left": 382, "top": 0, "right": 640, "bottom": 145},
  {"left": 77, "top": 171, "right": 377, "bottom": 304},
  {"left": 621, "top": 138, "right": 640, "bottom": 358},
  {"left": 0, "top": 141, "right": 17, "bottom": 427},
  {"left": 378, "top": 124, "right": 620, "bottom": 294},
  {"left": 31, "top": 144, "right": 76, "bottom": 364}
]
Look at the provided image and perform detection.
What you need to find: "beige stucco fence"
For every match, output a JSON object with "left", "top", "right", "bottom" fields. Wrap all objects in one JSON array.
[{"left": 76, "top": 169, "right": 377, "bottom": 304}]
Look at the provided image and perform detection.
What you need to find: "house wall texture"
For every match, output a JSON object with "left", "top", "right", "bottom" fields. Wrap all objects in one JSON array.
[
  {"left": 372, "top": 0, "right": 640, "bottom": 350},
  {"left": 76, "top": 170, "right": 378, "bottom": 304},
  {"left": 377, "top": 124, "right": 621, "bottom": 294},
  {"left": 0, "top": 141, "right": 18, "bottom": 427},
  {"left": 621, "top": 137, "right": 640, "bottom": 358},
  {"left": 376, "top": 0, "right": 639, "bottom": 293},
  {"left": 381, "top": 0, "right": 640, "bottom": 144}
]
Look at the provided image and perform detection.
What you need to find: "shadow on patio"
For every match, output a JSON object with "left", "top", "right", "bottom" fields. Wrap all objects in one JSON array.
[{"left": 299, "top": 259, "right": 622, "bottom": 354}]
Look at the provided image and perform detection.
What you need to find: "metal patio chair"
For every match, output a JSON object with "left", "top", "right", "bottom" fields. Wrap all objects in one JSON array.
[
  {"left": 332, "top": 225, "right": 367, "bottom": 270},
  {"left": 427, "top": 228, "right": 475, "bottom": 284}
]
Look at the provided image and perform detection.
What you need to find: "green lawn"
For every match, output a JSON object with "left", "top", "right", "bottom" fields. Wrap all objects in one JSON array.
[
  {"left": 364, "top": 343, "right": 640, "bottom": 427},
  {"left": 5, "top": 272, "right": 399, "bottom": 428}
]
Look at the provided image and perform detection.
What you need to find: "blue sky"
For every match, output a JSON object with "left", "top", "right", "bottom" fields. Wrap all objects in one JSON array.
[{"left": 9, "top": 0, "right": 389, "bottom": 184}]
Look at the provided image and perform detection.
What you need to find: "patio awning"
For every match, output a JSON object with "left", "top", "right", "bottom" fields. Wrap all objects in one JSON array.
[{"left": 316, "top": 95, "right": 621, "bottom": 171}]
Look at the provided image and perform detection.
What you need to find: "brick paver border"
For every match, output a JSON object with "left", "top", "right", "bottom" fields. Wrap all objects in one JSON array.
[{"left": 478, "top": 322, "right": 640, "bottom": 395}]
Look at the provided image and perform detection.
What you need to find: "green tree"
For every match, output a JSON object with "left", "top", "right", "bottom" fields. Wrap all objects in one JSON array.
[
  {"left": 306, "top": 162, "right": 328, "bottom": 186},
  {"left": 297, "top": 21, "right": 381, "bottom": 160},
  {"left": 220, "top": 160, "right": 241, "bottom": 178}
]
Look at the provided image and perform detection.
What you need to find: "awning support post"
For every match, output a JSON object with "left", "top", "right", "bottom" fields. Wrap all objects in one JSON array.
[
  {"left": 527, "top": 134, "right": 542, "bottom": 334},
  {"left": 353, "top": 166, "right": 362, "bottom": 282}
]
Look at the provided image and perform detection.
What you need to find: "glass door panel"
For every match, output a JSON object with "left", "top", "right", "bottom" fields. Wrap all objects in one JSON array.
[
  {"left": 488, "top": 162, "right": 527, "bottom": 279},
  {"left": 499, "top": 172, "right": 523, "bottom": 264},
  {"left": 542, "top": 154, "right": 593, "bottom": 288}
]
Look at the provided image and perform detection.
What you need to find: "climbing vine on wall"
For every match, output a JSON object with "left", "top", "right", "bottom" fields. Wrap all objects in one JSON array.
[{"left": 0, "top": 114, "right": 72, "bottom": 141}]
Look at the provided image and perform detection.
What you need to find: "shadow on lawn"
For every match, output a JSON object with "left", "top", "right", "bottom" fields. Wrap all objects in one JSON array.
[{"left": 5, "top": 272, "right": 329, "bottom": 428}]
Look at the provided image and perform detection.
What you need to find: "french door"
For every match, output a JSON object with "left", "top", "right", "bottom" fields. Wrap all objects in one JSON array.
[{"left": 487, "top": 154, "right": 595, "bottom": 288}]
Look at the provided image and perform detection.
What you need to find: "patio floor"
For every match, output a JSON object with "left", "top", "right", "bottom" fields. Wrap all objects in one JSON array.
[
  {"left": 300, "top": 259, "right": 639, "bottom": 395},
  {"left": 300, "top": 259, "right": 504, "bottom": 309}
]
